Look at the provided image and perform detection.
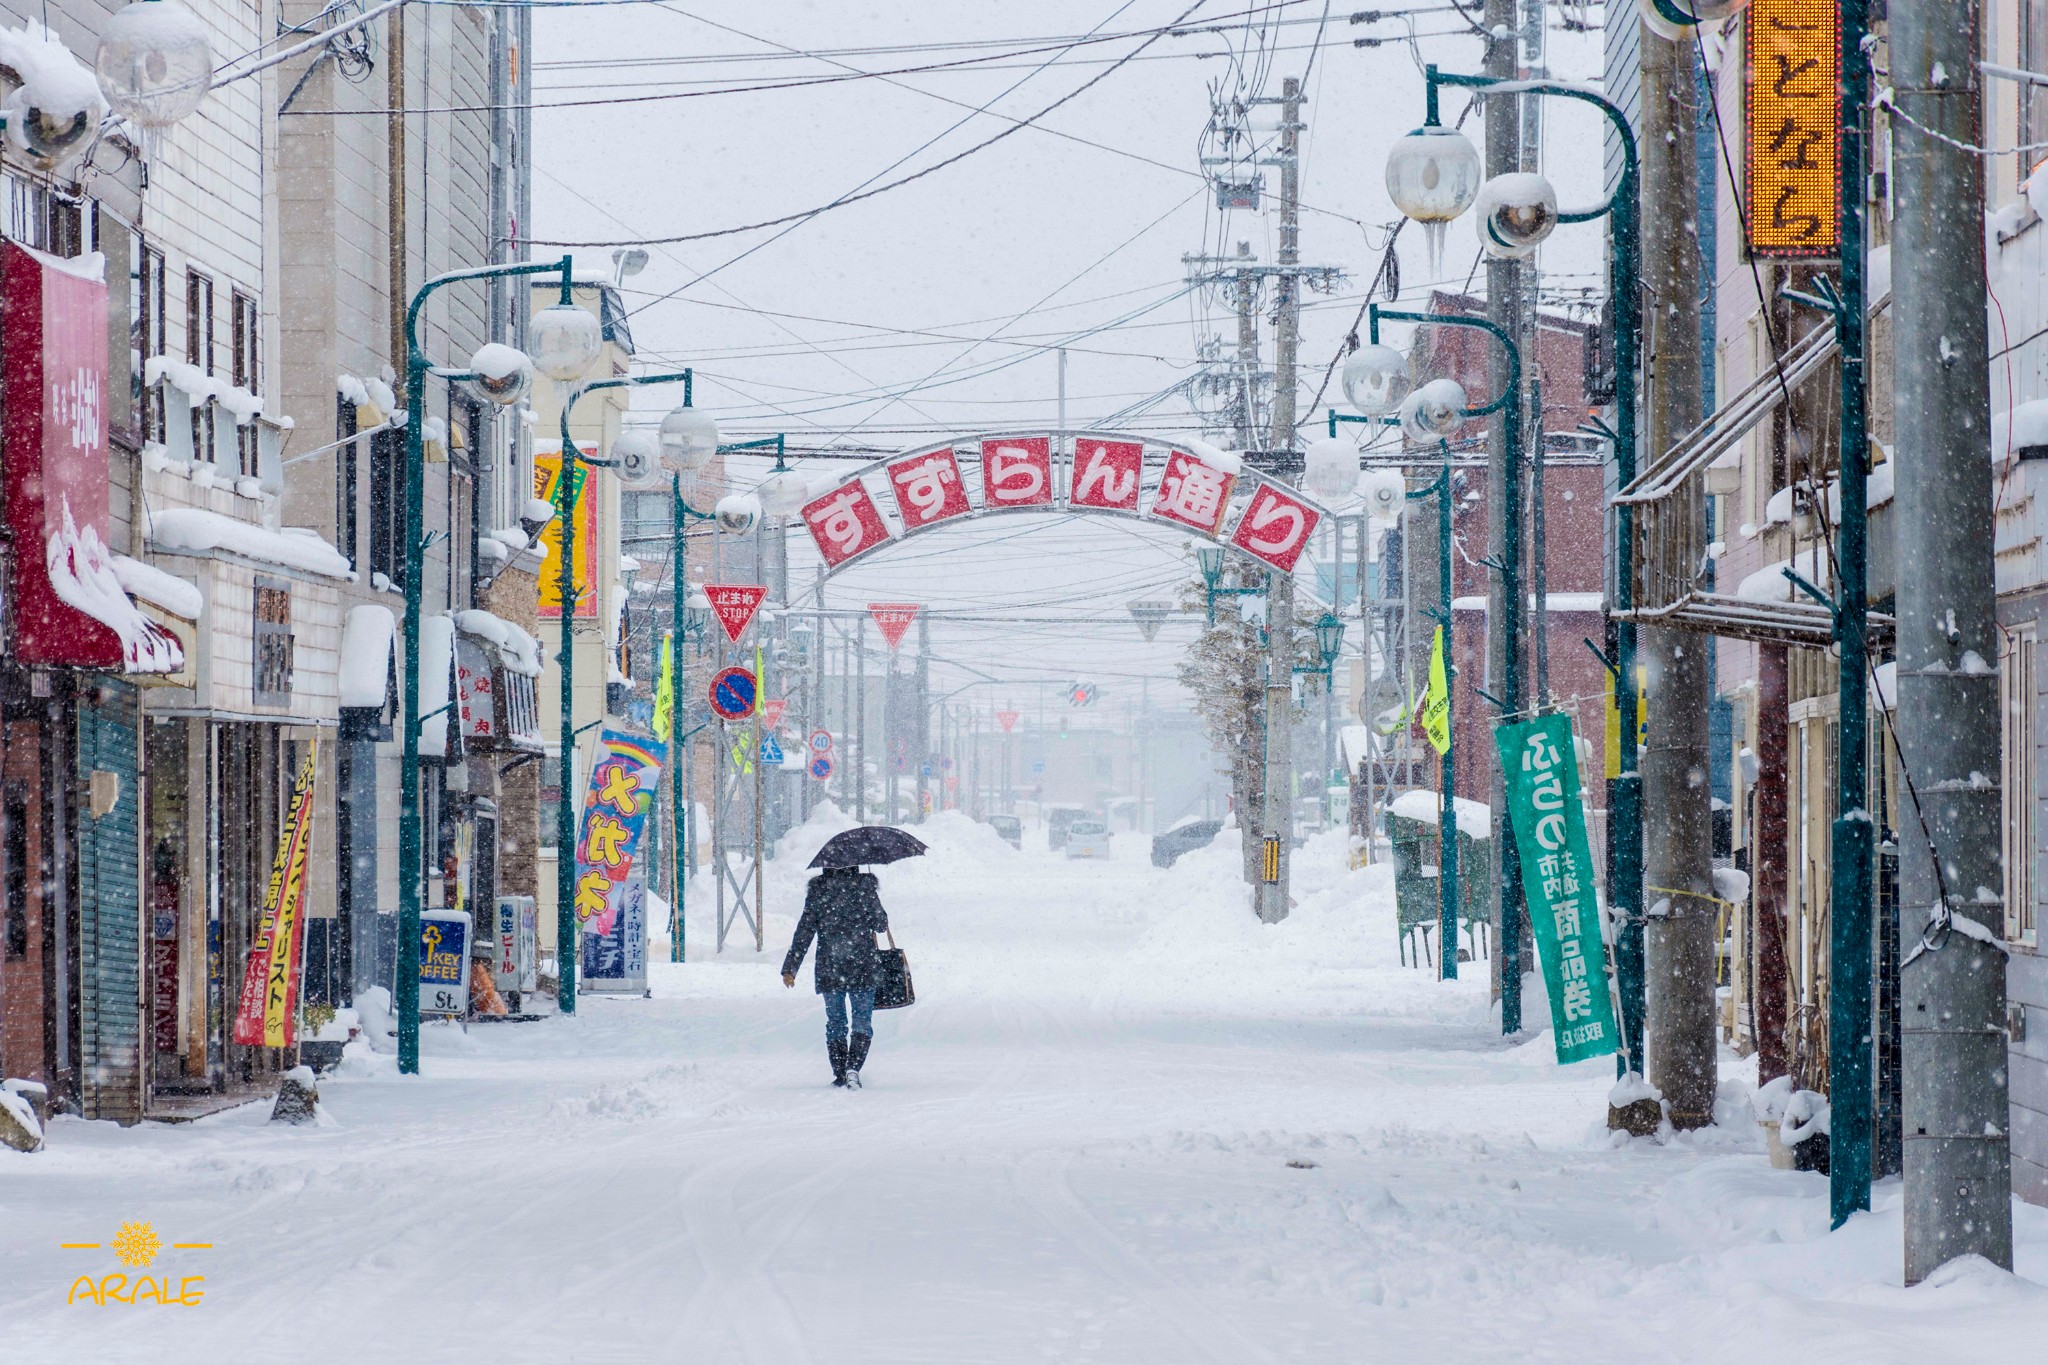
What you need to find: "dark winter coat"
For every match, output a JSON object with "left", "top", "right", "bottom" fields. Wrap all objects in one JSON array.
[{"left": 781, "top": 868, "right": 890, "bottom": 994}]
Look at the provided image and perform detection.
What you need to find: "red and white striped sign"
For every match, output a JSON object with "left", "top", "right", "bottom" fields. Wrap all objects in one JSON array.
[
  {"left": 705, "top": 584, "right": 769, "bottom": 642},
  {"left": 886, "top": 448, "right": 971, "bottom": 530},
  {"left": 1070, "top": 437, "right": 1143, "bottom": 512},
  {"left": 868, "top": 602, "right": 920, "bottom": 651},
  {"left": 801, "top": 480, "right": 893, "bottom": 568},
  {"left": 980, "top": 436, "right": 1054, "bottom": 510},
  {"left": 1230, "top": 482, "right": 1321, "bottom": 573}
]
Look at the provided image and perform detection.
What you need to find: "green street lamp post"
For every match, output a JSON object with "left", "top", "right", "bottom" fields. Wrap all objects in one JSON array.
[
  {"left": 554, "top": 369, "right": 699, "bottom": 1014},
  {"left": 1331, "top": 302, "right": 1524, "bottom": 1005},
  {"left": 396, "top": 255, "right": 572, "bottom": 1076},
  {"left": 1395, "top": 63, "right": 1646, "bottom": 1069}
]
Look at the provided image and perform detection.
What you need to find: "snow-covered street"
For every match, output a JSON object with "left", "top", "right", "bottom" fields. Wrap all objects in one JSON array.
[{"left": 5, "top": 812, "right": 2046, "bottom": 1362}]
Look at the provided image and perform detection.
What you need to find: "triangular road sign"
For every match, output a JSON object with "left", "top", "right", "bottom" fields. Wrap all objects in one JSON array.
[
  {"left": 706, "top": 584, "right": 768, "bottom": 642},
  {"left": 1128, "top": 598, "right": 1171, "bottom": 642},
  {"left": 868, "top": 602, "right": 920, "bottom": 651},
  {"left": 761, "top": 698, "right": 787, "bottom": 728},
  {"left": 995, "top": 710, "right": 1020, "bottom": 733}
]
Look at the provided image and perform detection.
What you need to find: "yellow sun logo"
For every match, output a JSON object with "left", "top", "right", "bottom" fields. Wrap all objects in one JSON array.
[{"left": 110, "top": 1222, "right": 161, "bottom": 1270}]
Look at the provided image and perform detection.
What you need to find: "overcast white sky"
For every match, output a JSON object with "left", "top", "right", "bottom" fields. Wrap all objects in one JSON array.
[{"left": 532, "top": 0, "right": 1607, "bottom": 710}]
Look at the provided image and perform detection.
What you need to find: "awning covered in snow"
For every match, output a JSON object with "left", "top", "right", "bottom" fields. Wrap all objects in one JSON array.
[{"left": 339, "top": 605, "right": 396, "bottom": 710}]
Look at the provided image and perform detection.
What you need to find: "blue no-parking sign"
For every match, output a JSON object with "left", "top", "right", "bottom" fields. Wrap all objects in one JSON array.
[{"left": 709, "top": 666, "right": 756, "bottom": 720}]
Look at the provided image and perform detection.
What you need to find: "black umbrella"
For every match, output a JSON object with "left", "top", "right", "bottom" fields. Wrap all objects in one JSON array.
[{"left": 809, "top": 825, "right": 928, "bottom": 869}]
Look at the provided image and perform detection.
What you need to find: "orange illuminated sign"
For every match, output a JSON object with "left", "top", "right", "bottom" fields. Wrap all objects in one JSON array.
[{"left": 1745, "top": 0, "right": 1839, "bottom": 258}]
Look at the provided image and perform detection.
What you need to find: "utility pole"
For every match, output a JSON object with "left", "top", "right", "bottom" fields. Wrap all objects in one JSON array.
[
  {"left": 1637, "top": 25, "right": 1716, "bottom": 1127},
  {"left": 855, "top": 614, "right": 868, "bottom": 822},
  {"left": 1256, "top": 76, "right": 1304, "bottom": 925},
  {"left": 1482, "top": 0, "right": 1526, "bottom": 1018},
  {"left": 915, "top": 612, "right": 931, "bottom": 822},
  {"left": 1892, "top": 0, "right": 2013, "bottom": 1281}
]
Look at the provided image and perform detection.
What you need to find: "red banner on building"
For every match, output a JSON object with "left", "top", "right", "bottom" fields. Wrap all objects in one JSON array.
[
  {"left": 705, "top": 584, "right": 768, "bottom": 642},
  {"left": 1149, "top": 448, "right": 1236, "bottom": 534},
  {"left": 981, "top": 436, "right": 1053, "bottom": 510},
  {"left": 801, "top": 480, "right": 893, "bottom": 568},
  {"left": 233, "top": 745, "right": 320, "bottom": 1048},
  {"left": 869, "top": 602, "right": 919, "bottom": 650},
  {"left": 1071, "top": 437, "right": 1143, "bottom": 511},
  {"left": 1230, "top": 482, "right": 1321, "bottom": 573},
  {"left": 886, "top": 448, "right": 971, "bottom": 530},
  {"left": 1, "top": 243, "right": 181, "bottom": 672}
]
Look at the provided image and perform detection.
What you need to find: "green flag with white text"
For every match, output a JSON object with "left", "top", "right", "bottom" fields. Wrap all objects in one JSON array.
[{"left": 1495, "top": 712, "right": 1619, "bottom": 1065}]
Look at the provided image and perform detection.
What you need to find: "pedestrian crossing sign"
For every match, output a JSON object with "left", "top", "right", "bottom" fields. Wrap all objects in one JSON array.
[{"left": 760, "top": 732, "right": 786, "bottom": 765}]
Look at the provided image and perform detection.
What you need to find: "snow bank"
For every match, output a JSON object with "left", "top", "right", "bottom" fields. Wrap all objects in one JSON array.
[
  {"left": 1387, "top": 787, "right": 1491, "bottom": 834},
  {"left": 339, "top": 605, "right": 395, "bottom": 708}
]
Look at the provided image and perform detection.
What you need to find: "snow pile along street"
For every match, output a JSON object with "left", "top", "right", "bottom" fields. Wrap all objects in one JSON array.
[{"left": 2, "top": 808, "right": 2044, "bottom": 1361}]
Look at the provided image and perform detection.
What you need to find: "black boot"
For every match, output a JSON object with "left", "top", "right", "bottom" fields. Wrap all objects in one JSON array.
[
  {"left": 846, "top": 1032, "right": 872, "bottom": 1088},
  {"left": 828, "top": 1039, "right": 849, "bottom": 1087}
]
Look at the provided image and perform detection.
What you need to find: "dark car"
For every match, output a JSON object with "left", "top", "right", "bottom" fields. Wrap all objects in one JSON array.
[
  {"left": 988, "top": 814, "right": 1022, "bottom": 849},
  {"left": 1151, "top": 818, "right": 1223, "bottom": 868}
]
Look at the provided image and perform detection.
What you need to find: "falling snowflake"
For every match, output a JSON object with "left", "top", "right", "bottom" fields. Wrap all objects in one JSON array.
[{"left": 111, "top": 1221, "right": 161, "bottom": 1269}]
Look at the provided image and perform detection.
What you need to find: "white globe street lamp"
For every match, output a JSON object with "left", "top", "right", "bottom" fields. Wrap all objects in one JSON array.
[
  {"left": 1474, "top": 172, "right": 1559, "bottom": 260},
  {"left": 758, "top": 469, "right": 809, "bottom": 520},
  {"left": 658, "top": 406, "right": 720, "bottom": 473},
  {"left": 1303, "top": 437, "right": 1362, "bottom": 500},
  {"left": 1384, "top": 124, "right": 1481, "bottom": 272},
  {"left": 467, "top": 342, "right": 533, "bottom": 406},
  {"left": 1399, "top": 378, "right": 1467, "bottom": 444},
  {"left": 714, "top": 492, "right": 761, "bottom": 536},
  {"left": 1340, "top": 343, "right": 1413, "bottom": 417},
  {"left": 529, "top": 302, "right": 603, "bottom": 383},
  {"left": 96, "top": 0, "right": 212, "bottom": 128}
]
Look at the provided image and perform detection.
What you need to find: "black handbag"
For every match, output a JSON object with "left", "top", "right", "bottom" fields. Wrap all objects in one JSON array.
[{"left": 874, "top": 929, "right": 915, "bottom": 1010}]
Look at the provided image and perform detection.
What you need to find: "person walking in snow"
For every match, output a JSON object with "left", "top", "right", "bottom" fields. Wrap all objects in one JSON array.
[{"left": 782, "top": 864, "right": 890, "bottom": 1087}]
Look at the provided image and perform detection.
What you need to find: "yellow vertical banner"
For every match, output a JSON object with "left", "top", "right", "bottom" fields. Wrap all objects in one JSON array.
[
  {"left": 1605, "top": 665, "right": 1649, "bottom": 780},
  {"left": 1420, "top": 626, "right": 1452, "bottom": 757},
  {"left": 535, "top": 447, "right": 598, "bottom": 618},
  {"left": 652, "top": 633, "right": 675, "bottom": 741},
  {"left": 232, "top": 743, "right": 320, "bottom": 1049}
]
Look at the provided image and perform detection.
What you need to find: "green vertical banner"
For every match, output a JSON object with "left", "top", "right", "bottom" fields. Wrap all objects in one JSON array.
[{"left": 1495, "top": 713, "right": 1619, "bottom": 1065}]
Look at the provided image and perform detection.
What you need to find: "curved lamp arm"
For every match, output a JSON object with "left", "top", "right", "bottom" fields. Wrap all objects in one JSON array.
[{"left": 1369, "top": 303, "right": 1520, "bottom": 418}]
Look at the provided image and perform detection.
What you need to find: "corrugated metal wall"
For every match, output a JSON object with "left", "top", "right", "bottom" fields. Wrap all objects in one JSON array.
[{"left": 78, "top": 679, "right": 142, "bottom": 1125}]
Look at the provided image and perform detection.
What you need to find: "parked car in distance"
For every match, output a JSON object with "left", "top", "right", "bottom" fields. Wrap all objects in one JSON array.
[
  {"left": 1046, "top": 806, "right": 1088, "bottom": 850},
  {"left": 1151, "top": 818, "right": 1223, "bottom": 868},
  {"left": 1065, "top": 820, "right": 1113, "bottom": 860},
  {"left": 988, "top": 814, "right": 1022, "bottom": 848}
]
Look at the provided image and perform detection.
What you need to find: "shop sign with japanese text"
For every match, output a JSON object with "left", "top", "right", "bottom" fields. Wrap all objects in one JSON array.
[{"left": 1494, "top": 713, "right": 1619, "bottom": 1065}]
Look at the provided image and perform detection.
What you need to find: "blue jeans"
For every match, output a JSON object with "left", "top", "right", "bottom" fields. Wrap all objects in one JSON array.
[{"left": 823, "top": 988, "right": 875, "bottom": 1046}]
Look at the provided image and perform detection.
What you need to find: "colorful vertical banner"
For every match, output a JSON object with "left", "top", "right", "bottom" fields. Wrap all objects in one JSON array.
[
  {"left": 573, "top": 731, "right": 666, "bottom": 932},
  {"left": 232, "top": 743, "right": 320, "bottom": 1048},
  {"left": 1495, "top": 713, "right": 1620, "bottom": 1065},
  {"left": 535, "top": 447, "right": 599, "bottom": 617}
]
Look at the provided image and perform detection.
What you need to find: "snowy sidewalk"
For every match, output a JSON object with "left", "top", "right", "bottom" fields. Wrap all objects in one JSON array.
[{"left": 3, "top": 814, "right": 2045, "bottom": 1363}]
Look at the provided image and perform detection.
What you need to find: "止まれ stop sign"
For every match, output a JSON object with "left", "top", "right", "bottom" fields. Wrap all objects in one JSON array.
[
  {"left": 709, "top": 666, "right": 756, "bottom": 720},
  {"left": 809, "top": 753, "right": 834, "bottom": 781}
]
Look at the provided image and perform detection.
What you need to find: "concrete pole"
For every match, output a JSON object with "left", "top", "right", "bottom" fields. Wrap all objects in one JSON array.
[
  {"left": 1637, "top": 25, "right": 1717, "bottom": 1128},
  {"left": 1483, "top": 0, "right": 1524, "bottom": 1009},
  {"left": 855, "top": 614, "right": 867, "bottom": 823},
  {"left": 1257, "top": 77, "right": 1305, "bottom": 924},
  {"left": 1891, "top": 0, "right": 2013, "bottom": 1282}
]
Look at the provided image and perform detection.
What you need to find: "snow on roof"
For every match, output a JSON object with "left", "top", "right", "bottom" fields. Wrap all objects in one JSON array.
[
  {"left": 149, "top": 507, "right": 353, "bottom": 579},
  {"left": 1450, "top": 592, "right": 1606, "bottom": 613},
  {"left": 453, "top": 608, "right": 543, "bottom": 677},
  {"left": 1993, "top": 398, "right": 2048, "bottom": 463},
  {"left": 1179, "top": 436, "right": 1242, "bottom": 475},
  {"left": 419, "top": 616, "right": 456, "bottom": 756},
  {"left": 1340, "top": 724, "right": 1374, "bottom": 768},
  {"left": 340, "top": 605, "right": 396, "bottom": 709},
  {"left": 1388, "top": 788, "right": 1492, "bottom": 834},
  {"left": 13, "top": 241, "right": 103, "bottom": 283},
  {"left": 1735, "top": 546, "right": 1830, "bottom": 603},
  {"left": 110, "top": 554, "right": 202, "bottom": 621}
]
